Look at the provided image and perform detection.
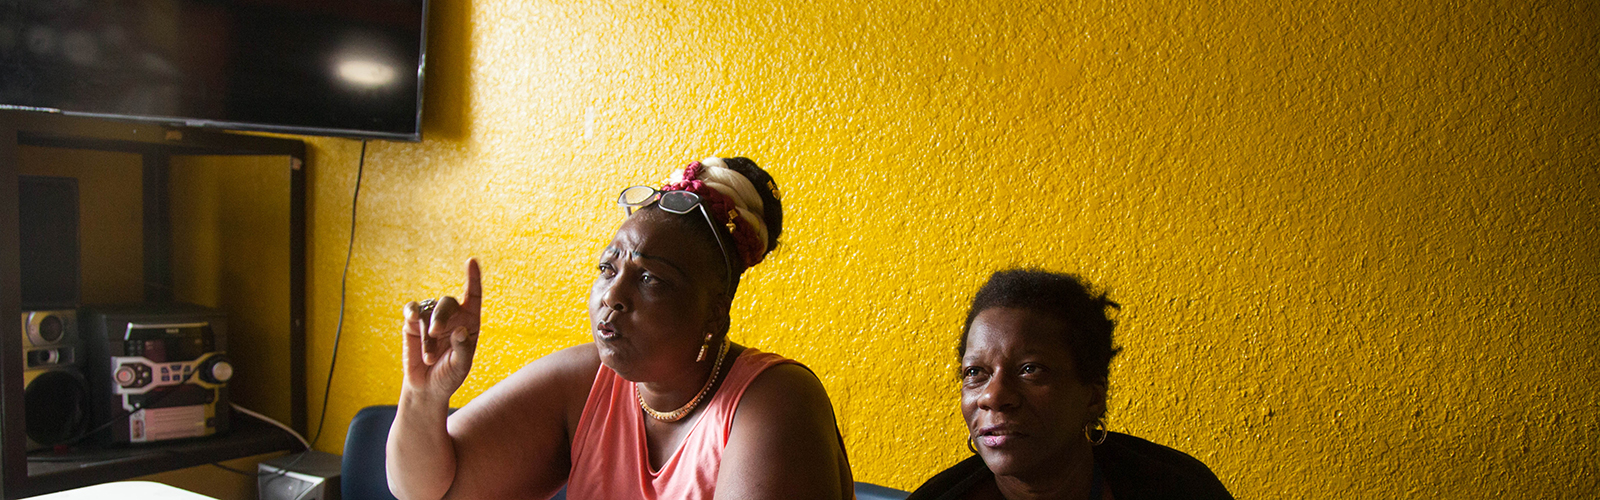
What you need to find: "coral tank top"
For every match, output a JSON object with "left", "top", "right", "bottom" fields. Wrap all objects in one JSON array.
[{"left": 566, "top": 348, "right": 794, "bottom": 500}]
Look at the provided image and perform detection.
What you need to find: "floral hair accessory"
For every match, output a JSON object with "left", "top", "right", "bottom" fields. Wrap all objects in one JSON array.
[{"left": 660, "top": 159, "right": 770, "bottom": 268}]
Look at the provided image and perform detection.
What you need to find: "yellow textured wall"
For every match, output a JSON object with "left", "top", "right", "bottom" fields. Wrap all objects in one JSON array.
[{"left": 301, "top": 0, "right": 1599, "bottom": 497}]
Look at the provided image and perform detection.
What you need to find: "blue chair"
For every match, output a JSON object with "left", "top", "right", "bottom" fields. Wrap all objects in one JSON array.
[
  {"left": 342, "top": 405, "right": 908, "bottom": 500},
  {"left": 342, "top": 405, "right": 561, "bottom": 500},
  {"left": 342, "top": 405, "right": 402, "bottom": 500},
  {"left": 856, "top": 481, "right": 911, "bottom": 500}
]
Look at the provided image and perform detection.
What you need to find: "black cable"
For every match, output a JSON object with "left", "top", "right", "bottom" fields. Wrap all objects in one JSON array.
[
  {"left": 208, "top": 458, "right": 302, "bottom": 479},
  {"left": 210, "top": 462, "right": 264, "bottom": 476},
  {"left": 28, "top": 370, "right": 199, "bottom": 454},
  {"left": 309, "top": 138, "right": 367, "bottom": 448}
]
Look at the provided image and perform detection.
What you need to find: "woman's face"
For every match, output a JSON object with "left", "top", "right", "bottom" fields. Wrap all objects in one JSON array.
[
  {"left": 589, "top": 211, "right": 727, "bottom": 381},
  {"left": 960, "top": 307, "right": 1106, "bottom": 478}
]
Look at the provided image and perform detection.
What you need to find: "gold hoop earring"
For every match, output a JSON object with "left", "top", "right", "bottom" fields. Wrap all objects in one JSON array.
[
  {"left": 1085, "top": 422, "right": 1108, "bottom": 446},
  {"left": 967, "top": 435, "right": 979, "bottom": 454},
  {"left": 696, "top": 332, "right": 714, "bottom": 362}
]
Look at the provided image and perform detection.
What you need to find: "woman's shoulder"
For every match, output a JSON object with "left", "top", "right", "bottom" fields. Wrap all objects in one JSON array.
[
  {"left": 728, "top": 346, "right": 792, "bottom": 369},
  {"left": 730, "top": 348, "right": 820, "bottom": 411},
  {"left": 719, "top": 348, "right": 837, "bottom": 441},
  {"left": 542, "top": 342, "right": 605, "bottom": 375},
  {"left": 714, "top": 348, "right": 855, "bottom": 498},
  {"left": 905, "top": 455, "right": 989, "bottom": 500},
  {"left": 496, "top": 343, "right": 602, "bottom": 394},
  {"left": 453, "top": 343, "right": 601, "bottom": 426},
  {"left": 1097, "top": 432, "right": 1233, "bottom": 500}
]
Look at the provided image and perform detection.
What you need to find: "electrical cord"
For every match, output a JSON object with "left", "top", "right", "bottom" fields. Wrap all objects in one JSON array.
[
  {"left": 231, "top": 403, "right": 309, "bottom": 450},
  {"left": 202, "top": 406, "right": 310, "bottom": 483},
  {"left": 309, "top": 138, "right": 366, "bottom": 448}
]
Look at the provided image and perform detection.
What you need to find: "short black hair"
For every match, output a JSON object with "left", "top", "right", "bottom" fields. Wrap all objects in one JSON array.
[{"left": 958, "top": 269, "right": 1121, "bottom": 387}]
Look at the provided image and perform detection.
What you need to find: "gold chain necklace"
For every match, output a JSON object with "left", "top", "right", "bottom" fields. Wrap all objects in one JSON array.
[{"left": 638, "top": 338, "right": 730, "bottom": 422}]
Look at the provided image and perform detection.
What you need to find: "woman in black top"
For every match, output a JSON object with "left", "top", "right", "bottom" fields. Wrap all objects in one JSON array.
[{"left": 906, "top": 270, "right": 1232, "bottom": 500}]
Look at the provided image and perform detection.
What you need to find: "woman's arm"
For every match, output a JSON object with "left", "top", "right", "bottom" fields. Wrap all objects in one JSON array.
[
  {"left": 389, "top": 345, "right": 598, "bottom": 499},
  {"left": 717, "top": 364, "right": 854, "bottom": 499},
  {"left": 387, "top": 260, "right": 483, "bottom": 500},
  {"left": 389, "top": 377, "right": 456, "bottom": 499},
  {"left": 436, "top": 344, "right": 599, "bottom": 499},
  {"left": 385, "top": 260, "right": 597, "bottom": 499}
]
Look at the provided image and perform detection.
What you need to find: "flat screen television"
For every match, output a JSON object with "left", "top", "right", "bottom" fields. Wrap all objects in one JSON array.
[{"left": 0, "top": 0, "right": 428, "bottom": 141}]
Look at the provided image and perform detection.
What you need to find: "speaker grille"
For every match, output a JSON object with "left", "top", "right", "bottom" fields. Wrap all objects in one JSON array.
[{"left": 25, "top": 370, "right": 89, "bottom": 446}]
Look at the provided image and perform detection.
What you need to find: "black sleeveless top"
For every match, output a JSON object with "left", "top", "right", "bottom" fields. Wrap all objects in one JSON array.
[{"left": 905, "top": 432, "right": 1233, "bottom": 500}]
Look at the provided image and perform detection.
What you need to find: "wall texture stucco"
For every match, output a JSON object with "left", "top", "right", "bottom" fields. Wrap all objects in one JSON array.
[{"left": 298, "top": 0, "right": 1598, "bottom": 497}]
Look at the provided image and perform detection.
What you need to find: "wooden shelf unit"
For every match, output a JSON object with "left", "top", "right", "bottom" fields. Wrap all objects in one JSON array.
[{"left": 0, "top": 110, "right": 308, "bottom": 498}]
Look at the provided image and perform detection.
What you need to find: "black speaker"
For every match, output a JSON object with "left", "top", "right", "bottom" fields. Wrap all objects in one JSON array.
[
  {"left": 18, "top": 175, "right": 81, "bottom": 310},
  {"left": 19, "top": 310, "right": 90, "bottom": 450}
]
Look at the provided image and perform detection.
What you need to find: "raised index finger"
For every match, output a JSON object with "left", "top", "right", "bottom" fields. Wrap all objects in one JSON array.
[{"left": 460, "top": 257, "right": 483, "bottom": 314}]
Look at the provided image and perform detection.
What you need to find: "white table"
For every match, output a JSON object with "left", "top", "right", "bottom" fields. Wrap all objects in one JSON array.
[{"left": 21, "top": 481, "right": 219, "bottom": 500}]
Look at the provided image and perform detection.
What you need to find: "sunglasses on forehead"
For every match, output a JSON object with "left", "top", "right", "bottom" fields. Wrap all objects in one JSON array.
[{"left": 617, "top": 186, "right": 735, "bottom": 295}]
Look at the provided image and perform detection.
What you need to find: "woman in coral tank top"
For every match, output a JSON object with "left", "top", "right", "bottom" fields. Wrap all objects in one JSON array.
[{"left": 386, "top": 158, "right": 854, "bottom": 500}]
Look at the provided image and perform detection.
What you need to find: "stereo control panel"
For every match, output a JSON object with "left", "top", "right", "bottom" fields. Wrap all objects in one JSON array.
[{"left": 111, "top": 352, "right": 232, "bottom": 396}]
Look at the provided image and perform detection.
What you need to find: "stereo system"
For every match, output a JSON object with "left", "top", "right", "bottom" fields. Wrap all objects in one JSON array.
[
  {"left": 19, "top": 305, "right": 236, "bottom": 447},
  {"left": 81, "top": 304, "right": 234, "bottom": 444},
  {"left": 18, "top": 175, "right": 237, "bottom": 447}
]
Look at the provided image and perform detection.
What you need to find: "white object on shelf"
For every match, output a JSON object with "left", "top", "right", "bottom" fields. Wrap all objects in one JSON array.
[{"left": 20, "top": 480, "right": 219, "bottom": 500}]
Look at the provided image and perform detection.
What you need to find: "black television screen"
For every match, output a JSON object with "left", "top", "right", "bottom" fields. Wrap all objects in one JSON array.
[{"left": 0, "top": 0, "right": 427, "bottom": 141}]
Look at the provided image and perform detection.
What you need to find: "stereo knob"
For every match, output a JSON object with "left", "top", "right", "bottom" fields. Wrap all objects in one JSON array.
[
  {"left": 115, "top": 365, "right": 140, "bottom": 388},
  {"left": 200, "top": 357, "right": 233, "bottom": 384}
]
